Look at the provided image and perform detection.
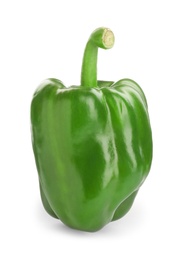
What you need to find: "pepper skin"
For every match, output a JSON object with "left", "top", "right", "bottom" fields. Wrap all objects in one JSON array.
[{"left": 31, "top": 27, "right": 152, "bottom": 232}]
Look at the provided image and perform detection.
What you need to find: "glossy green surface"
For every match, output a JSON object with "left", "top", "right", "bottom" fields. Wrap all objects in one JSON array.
[{"left": 31, "top": 28, "right": 152, "bottom": 232}]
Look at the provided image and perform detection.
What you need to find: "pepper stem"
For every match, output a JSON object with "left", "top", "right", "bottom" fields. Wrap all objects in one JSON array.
[{"left": 81, "top": 27, "right": 115, "bottom": 87}]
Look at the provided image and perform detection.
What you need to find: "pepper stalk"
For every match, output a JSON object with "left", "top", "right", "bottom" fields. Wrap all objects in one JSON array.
[{"left": 81, "top": 27, "right": 115, "bottom": 88}]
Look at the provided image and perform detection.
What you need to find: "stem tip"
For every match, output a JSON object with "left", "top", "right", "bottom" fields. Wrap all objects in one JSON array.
[{"left": 102, "top": 28, "right": 115, "bottom": 49}]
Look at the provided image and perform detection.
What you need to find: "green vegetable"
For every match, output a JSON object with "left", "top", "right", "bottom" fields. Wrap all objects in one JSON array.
[{"left": 31, "top": 27, "right": 152, "bottom": 232}]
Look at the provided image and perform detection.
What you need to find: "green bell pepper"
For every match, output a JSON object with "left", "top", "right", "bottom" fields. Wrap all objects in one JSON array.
[{"left": 31, "top": 27, "right": 152, "bottom": 232}]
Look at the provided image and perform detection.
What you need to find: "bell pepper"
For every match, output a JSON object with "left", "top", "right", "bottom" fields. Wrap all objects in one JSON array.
[{"left": 31, "top": 27, "right": 152, "bottom": 232}]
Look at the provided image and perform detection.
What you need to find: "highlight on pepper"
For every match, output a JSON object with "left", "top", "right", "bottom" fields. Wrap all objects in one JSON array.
[{"left": 31, "top": 27, "right": 152, "bottom": 232}]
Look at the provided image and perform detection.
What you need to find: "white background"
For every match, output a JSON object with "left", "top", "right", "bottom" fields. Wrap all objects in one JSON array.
[{"left": 0, "top": 0, "right": 181, "bottom": 259}]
